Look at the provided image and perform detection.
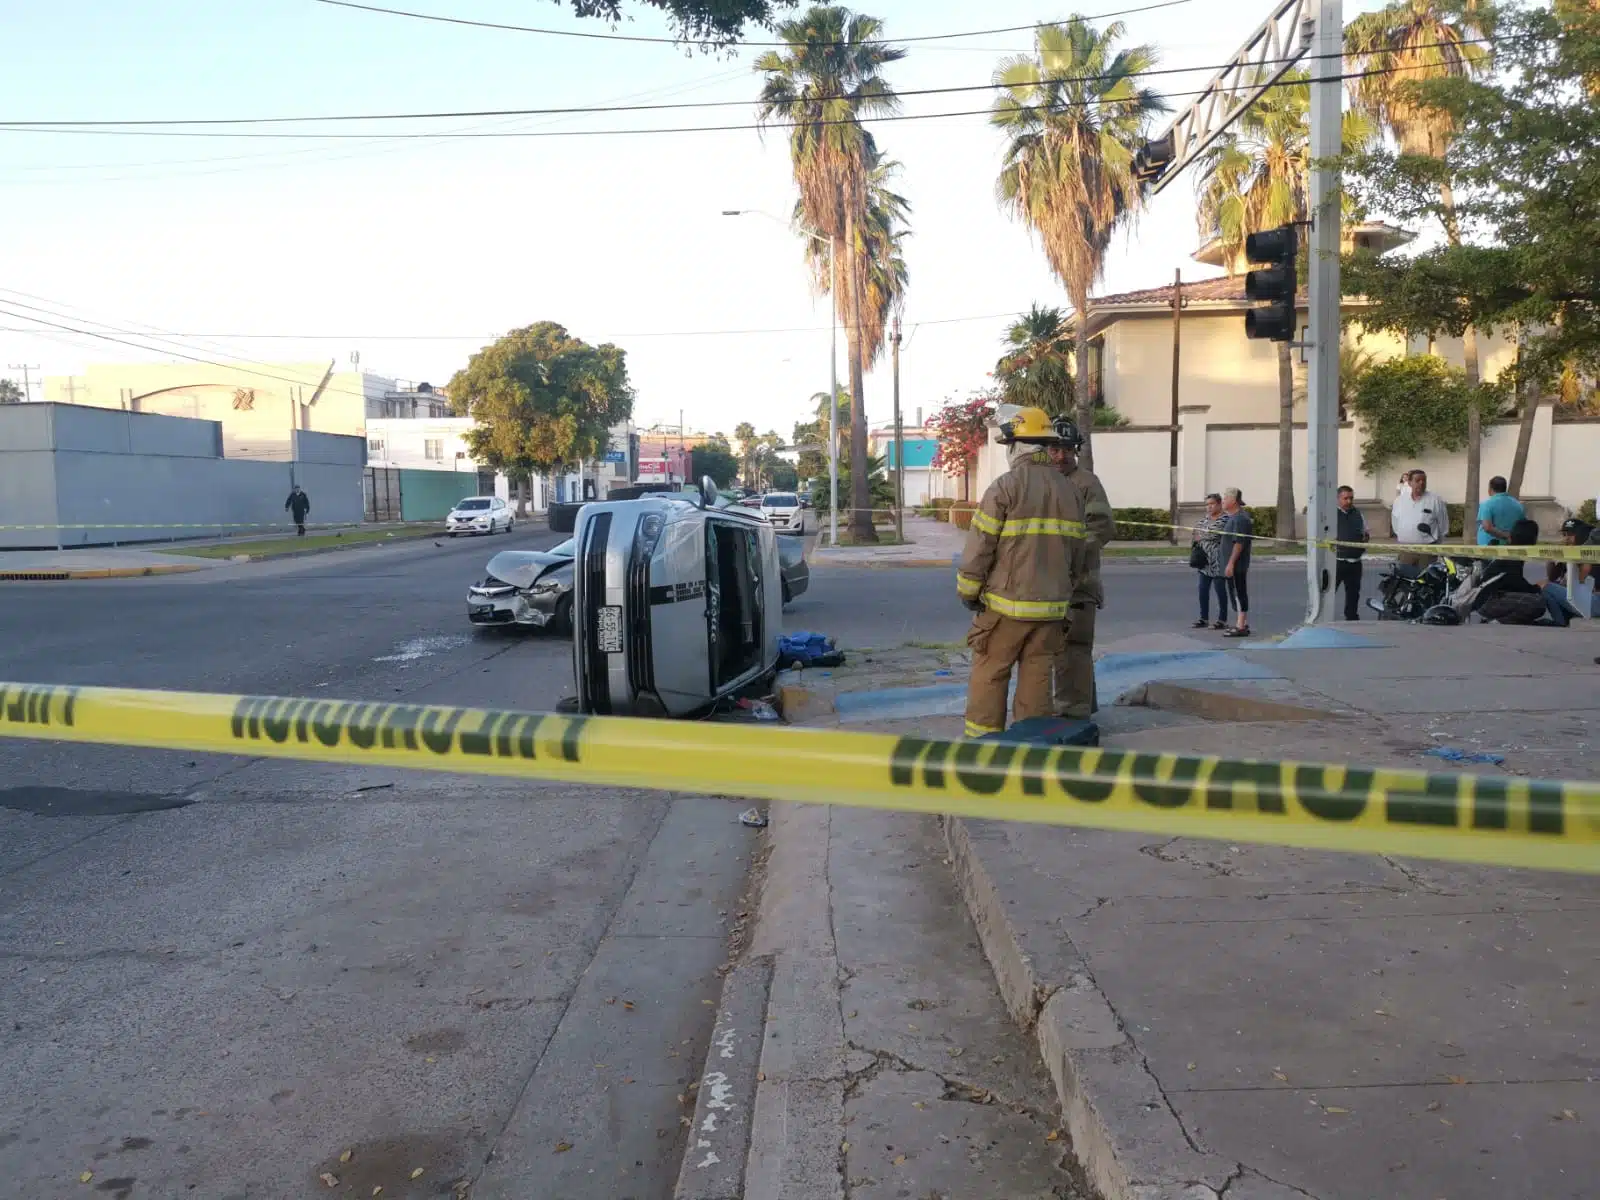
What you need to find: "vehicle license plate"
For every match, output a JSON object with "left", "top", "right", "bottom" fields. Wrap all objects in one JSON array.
[{"left": 597, "top": 605, "right": 624, "bottom": 653}]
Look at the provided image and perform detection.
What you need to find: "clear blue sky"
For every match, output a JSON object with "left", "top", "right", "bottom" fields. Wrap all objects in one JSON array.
[{"left": 0, "top": 0, "right": 1386, "bottom": 438}]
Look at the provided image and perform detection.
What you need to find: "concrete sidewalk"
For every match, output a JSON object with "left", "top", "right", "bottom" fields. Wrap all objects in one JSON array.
[
  {"left": 747, "top": 621, "right": 1599, "bottom": 1199},
  {"left": 0, "top": 548, "right": 209, "bottom": 579},
  {"left": 945, "top": 622, "right": 1600, "bottom": 1200}
]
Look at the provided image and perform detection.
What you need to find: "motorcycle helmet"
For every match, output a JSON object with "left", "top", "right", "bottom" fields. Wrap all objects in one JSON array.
[
  {"left": 997, "top": 406, "right": 1065, "bottom": 446},
  {"left": 1420, "top": 604, "right": 1461, "bottom": 626}
]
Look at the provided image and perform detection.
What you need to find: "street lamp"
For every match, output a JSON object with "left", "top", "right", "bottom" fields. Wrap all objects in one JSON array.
[{"left": 722, "top": 209, "right": 839, "bottom": 547}]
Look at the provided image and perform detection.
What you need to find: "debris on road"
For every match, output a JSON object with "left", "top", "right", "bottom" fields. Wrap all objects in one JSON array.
[{"left": 739, "top": 808, "right": 769, "bottom": 828}]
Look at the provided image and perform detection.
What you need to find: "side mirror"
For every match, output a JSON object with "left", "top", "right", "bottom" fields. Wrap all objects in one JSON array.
[{"left": 699, "top": 475, "right": 719, "bottom": 509}]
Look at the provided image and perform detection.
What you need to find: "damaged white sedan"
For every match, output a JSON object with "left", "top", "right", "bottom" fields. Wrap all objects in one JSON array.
[{"left": 465, "top": 538, "right": 575, "bottom": 634}]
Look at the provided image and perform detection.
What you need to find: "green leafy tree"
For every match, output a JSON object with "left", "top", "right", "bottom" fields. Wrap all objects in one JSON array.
[
  {"left": 1345, "top": 0, "right": 1494, "bottom": 519},
  {"left": 993, "top": 305, "right": 1075, "bottom": 416},
  {"left": 551, "top": 0, "right": 798, "bottom": 46},
  {"left": 691, "top": 443, "right": 739, "bottom": 487},
  {"left": 809, "top": 451, "right": 895, "bottom": 516},
  {"left": 991, "top": 16, "right": 1167, "bottom": 472},
  {"left": 756, "top": 4, "right": 905, "bottom": 543},
  {"left": 448, "top": 322, "right": 634, "bottom": 510},
  {"left": 792, "top": 388, "right": 852, "bottom": 485},
  {"left": 1197, "top": 68, "right": 1375, "bottom": 540},
  {"left": 1347, "top": 354, "right": 1502, "bottom": 473},
  {"left": 1343, "top": 0, "right": 1600, "bottom": 497},
  {"left": 733, "top": 421, "right": 760, "bottom": 487},
  {"left": 0, "top": 379, "right": 22, "bottom": 405}
]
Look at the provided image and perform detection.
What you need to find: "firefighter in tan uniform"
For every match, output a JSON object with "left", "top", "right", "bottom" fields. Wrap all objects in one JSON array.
[
  {"left": 1052, "top": 416, "right": 1116, "bottom": 719},
  {"left": 956, "top": 408, "right": 1089, "bottom": 738}
]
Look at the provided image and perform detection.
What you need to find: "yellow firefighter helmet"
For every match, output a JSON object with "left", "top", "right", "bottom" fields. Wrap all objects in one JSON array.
[{"left": 996, "top": 406, "right": 1062, "bottom": 446}]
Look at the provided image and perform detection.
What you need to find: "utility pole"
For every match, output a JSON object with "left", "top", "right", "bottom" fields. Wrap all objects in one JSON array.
[
  {"left": 9, "top": 364, "right": 39, "bottom": 402},
  {"left": 1303, "top": 0, "right": 1341, "bottom": 623},
  {"left": 891, "top": 316, "right": 904, "bottom": 543},
  {"left": 1169, "top": 270, "right": 1182, "bottom": 544}
]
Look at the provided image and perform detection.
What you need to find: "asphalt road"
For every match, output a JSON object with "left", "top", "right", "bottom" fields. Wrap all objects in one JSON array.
[
  {"left": 0, "top": 528, "right": 753, "bottom": 1200},
  {"left": 0, "top": 532, "right": 1314, "bottom": 1199}
]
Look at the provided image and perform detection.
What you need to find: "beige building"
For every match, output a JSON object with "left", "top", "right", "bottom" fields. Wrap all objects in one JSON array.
[
  {"left": 969, "top": 226, "right": 1595, "bottom": 526},
  {"left": 42, "top": 362, "right": 447, "bottom": 461}
]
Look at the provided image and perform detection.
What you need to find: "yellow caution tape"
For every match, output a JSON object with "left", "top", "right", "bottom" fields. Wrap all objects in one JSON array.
[
  {"left": 1118, "top": 519, "right": 1600, "bottom": 563},
  {"left": 1, "top": 682, "right": 1595, "bottom": 874}
]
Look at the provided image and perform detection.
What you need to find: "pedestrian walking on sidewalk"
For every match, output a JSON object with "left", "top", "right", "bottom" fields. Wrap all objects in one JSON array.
[
  {"left": 1219, "top": 488, "right": 1252, "bottom": 638},
  {"left": 1335, "top": 486, "right": 1369, "bottom": 620},
  {"left": 1052, "top": 416, "right": 1115, "bottom": 719},
  {"left": 1391, "top": 469, "right": 1447, "bottom": 565},
  {"left": 955, "top": 407, "right": 1088, "bottom": 738},
  {"left": 285, "top": 484, "right": 311, "bottom": 536},
  {"left": 1191, "top": 493, "right": 1228, "bottom": 629}
]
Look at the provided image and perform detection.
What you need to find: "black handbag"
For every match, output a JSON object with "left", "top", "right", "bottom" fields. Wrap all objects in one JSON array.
[{"left": 1189, "top": 543, "right": 1208, "bottom": 569}]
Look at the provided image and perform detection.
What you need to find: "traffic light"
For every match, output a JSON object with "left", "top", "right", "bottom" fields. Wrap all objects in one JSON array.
[
  {"left": 1132, "top": 133, "right": 1175, "bottom": 186},
  {"left": 1243, "top": 225, "right": 1297, "bottom": 342}
]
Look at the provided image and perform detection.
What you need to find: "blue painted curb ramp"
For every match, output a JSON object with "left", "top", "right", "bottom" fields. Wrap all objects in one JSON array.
[
  {"left": 1244, "top": 625, "right": 1385, "bottom": 651},
  {"left": 834, "top": 649, "right": 1280, "bottom": 724}
]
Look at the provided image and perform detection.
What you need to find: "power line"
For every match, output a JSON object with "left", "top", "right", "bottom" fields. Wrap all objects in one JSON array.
[
  {"left": 310, "top": 0, "right": 1196, "bottom": 49},
  {"left": 0, "top": 34, "right": 1512, "bottom": 130}
]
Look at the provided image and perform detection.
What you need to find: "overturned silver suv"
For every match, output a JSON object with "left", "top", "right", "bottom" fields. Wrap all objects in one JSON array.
[{"left": 573, "top": 478, "right": 805, "bottom": 717}]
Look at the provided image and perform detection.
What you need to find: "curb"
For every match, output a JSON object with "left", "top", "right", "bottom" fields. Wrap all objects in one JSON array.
[
  {"left": 166, "top": 528, "right": 447, "bottom": 564},
  {"left": 942, "top": 816, "right": 1237, "bottom": 1200},
  {"left": 0, "top": 564, "right": 205, "bottom": 581},
  {"left": 809, "top": 555, "right": 955, "bottom": 569},
  {"left": 674, "top": 955, "right": 776, "bottom": 1200}
]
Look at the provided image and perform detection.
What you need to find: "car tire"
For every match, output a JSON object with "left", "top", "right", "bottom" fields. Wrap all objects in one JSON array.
[
  {"left": 505, "top": 519, "right": 514, "bottom": 533},
  {"left": 552, "top": 595, "right": 574, "bottom": 638}
]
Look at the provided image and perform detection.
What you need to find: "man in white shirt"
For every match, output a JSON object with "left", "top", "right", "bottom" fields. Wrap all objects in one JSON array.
[{"left": 1390, "top": 468, "right": 1449, "bottom": 566}]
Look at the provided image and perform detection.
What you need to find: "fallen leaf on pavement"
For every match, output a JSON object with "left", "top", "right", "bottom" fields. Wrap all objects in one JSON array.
[
  {"left": 339, "top": 1150, "right": 352, "bottom": 1164},
  {"left": 703, "top": 999, "right": 714, "bottom": 1005},
  {"left": 373, "top": 1189, "right": 383, "bottom": 1197},
  {"left": 1324, "top": 1106, "right": 1350, "bottom": 1114},
  {"left": 841, "top": 1142, "right": 850, "bottom": 1152},
  {"left": 1045, "top": 1130, "right": 1060, "bottom": 1142},
  {"left": 1272, "top": 1072, "right": 1288, "bottom": 1082},
  {"left": 1425, "top": 1101, "right": 1442, "bottom": 1112},
  {"left": 757, "top": 1072, "right": 765, "bottom": 1081},
  {"left": 80, "top": 1172, "right": 93, "bottom": 1184},
  {"left": 1440, "top": 1118, "right": 1454, "bottom": 1127},
  {"left": 411, "top": 1167, "right": 425, "bottom": 1179},
  {"left": 1186, "top": 1063, "right": 1196, "bottom": 1071},
  {"left": 913, "top": 1101, "right": 925, "bottom": 1110},
  {"left": 946, "top": 1047, "right": 964, "bottom": 1057},
  {"left": 319, "top": 1173, "right": 339, "bottom": 1188},
  {"left": 554, "top": 1143, "right": 572, "bottom": 1154},
  {"left": 623, "top": 1001, "right": 636, "bottom": 1011},
  {"left": 1445, "top": 1075, "right": 1467, "bottom": 1085},
  {"left": 1558, "top": 1109, "right": 1578, "bottom": 1121},
  {"left": 892, "top": 1155, "right": 906, "bottom": 1166}
]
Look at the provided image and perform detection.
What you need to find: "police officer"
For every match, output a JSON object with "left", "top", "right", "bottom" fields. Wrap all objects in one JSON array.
[
  {"left": 1051, "top": 417, "right": 1115, "bottom": 719},
  {"left": 956, "top": 408, "right": 1089, "bottom": 738}
]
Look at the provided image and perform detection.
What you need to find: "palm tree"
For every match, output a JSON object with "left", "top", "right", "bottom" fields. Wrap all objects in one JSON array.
[
  {"left": 1346, "top": 0, "right": 1494, "bottom": 529},
  {"left": 991, "top": 17, "right": 1167, "bottom": 472},
  {"left": 798, "top": 143, "right": 911, "bottom": 372},
  {"left": 994, "top": 304, "right": 1075, "bottom": 416},
  {"left": 1197, "top": 69, "right": 1375, "bottom": 541},
  {"left": 734, "top": 421, "right": 759, "bottom": 488},
  {"left": 757, "top": 5, "right": 905, "bottom": 542}
]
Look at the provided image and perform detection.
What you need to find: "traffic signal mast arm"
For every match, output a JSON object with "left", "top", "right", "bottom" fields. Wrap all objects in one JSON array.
[{"left": 1133, "top": 0, "right": 1315, "bottom": 190}]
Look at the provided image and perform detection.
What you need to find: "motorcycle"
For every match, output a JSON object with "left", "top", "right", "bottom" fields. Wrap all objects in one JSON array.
[{"left": 1367, "top": 555, "right": 1472, "bottom": 622}]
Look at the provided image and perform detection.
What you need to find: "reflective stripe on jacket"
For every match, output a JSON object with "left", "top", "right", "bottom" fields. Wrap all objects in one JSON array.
[
  {"left": 957, "top": 449, "right": 1089, "bottom": 621},
  {"left": 1064, "top": 465, "right": 1115, "bottom": 606}
]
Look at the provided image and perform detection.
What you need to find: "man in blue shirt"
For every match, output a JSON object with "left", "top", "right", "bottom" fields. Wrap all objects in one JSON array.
[{"left": 1477, "top": 476, "right": 1524, "bottom": 546}]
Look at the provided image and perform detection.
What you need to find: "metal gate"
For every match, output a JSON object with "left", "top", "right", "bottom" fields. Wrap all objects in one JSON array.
[{"left": 364, "top": 467, "right": 401, "bottom": 522}]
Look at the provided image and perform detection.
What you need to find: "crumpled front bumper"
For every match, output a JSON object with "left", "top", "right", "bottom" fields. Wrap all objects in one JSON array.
[{"left": 466, "top": 584, "right": 560, "bottom": 627}]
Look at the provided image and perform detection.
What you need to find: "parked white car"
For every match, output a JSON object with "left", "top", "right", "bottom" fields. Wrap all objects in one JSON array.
[
  {"left": 446, "top": 496, "right": 514, "bottom": 536},
  {"left": 758, "top": 491, "right": 803, "bottom": 533}
]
